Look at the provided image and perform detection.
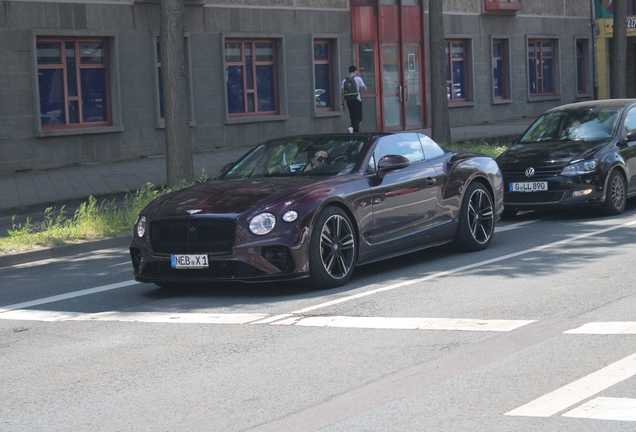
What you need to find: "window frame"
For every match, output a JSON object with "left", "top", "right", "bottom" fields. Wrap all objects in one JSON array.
[
  {"left": 224, "top": 38, "right": 280, "bottom": 119},
  {"left": 445, "top": 39, "right": 470, "bottom": 103},
  {"left": 313, "top": 38, "right": 335, "bottom": 113},
  {"left": 31, "top": 30, "right": 123, "bottom": 138},
  {"left": 152, "top": 32, "right": 195, "bottom": 129},
  {"left": 491, "top": 37, "right": 511, "bottom": 102},
  {"left": 575, "top": 38, "right": 590, "bottom": 97},
  {"left": 527, "top": 38, "right": 558, "bottom": 99}
]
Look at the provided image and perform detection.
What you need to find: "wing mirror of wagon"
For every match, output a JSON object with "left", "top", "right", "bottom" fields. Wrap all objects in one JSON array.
[{"left": 377, "top": 154, "right": 410, "bottom": 179}]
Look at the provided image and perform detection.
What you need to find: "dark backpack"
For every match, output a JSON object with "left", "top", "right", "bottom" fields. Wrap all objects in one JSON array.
[{"left": 343, "top": 76, "right": 358, "bottom": 101}]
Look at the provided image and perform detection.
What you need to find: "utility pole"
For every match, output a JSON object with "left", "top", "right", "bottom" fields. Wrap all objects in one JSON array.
[
  {"left": 428, "top": 0, "right": 451, "bottom": 144},
  {"left": 160, "top": 0, "right": 194, "bottom": 187},
  {"left": 610, "top": 0, "right": 627, "bottom": 98}
]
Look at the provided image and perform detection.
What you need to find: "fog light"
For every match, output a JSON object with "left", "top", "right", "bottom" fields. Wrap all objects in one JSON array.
[
  {"left": 573, "top": 189, "right": 593, "bottom": 197},
  {"left": 263, "top": 247, "right": 284, "bottom": 263}
]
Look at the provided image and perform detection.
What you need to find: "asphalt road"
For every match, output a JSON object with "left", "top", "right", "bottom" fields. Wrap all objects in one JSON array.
[{"left": 2, "top": 204, "right": 636, "bottom": 431}]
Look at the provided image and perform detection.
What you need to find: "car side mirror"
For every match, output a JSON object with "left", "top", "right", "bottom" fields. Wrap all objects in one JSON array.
[
  {"left": 219, "top": 162, "right": 235, "bottom": 177},
  {"left": 377, "top": 154, "right": 410, "bottom": 179},
  {"left": 627, "top": 132, "right": 636, "bottom": 143}
]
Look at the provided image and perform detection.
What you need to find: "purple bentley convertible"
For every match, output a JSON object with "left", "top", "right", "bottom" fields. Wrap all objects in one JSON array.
[{"left": 130, "top": 132, "right": 504, "bottom": 289}]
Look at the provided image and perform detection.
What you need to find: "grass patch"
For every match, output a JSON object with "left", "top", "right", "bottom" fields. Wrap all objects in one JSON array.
[
  {"left": 0, "top": 144, "right": 506, "bottom": 255},
  {"left": 444, "top": 139, "right": 508, "bottom": 159},
  {"left": 0, "top": 183, "right": 167, "bottom": 255}
]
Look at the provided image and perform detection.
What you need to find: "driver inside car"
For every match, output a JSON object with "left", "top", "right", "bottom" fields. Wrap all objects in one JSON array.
[{"left": 304, "top": 150, "right": 330, "bottom": 171}]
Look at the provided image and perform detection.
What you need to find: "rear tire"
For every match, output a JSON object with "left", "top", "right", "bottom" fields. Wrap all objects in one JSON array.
[
  {"left": 599, "top": 170, "right": 626, "bottom": 216},
  {"left": 308, "top": 206, "right": 356, "bottom": 289},
  {"left": 455, "top": 182, "right": 495, "bottom": 251}
]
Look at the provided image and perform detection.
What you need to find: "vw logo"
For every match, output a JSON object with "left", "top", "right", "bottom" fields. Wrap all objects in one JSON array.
[
  {"left": 186, "top": 209, "right": 202, "bottom": 214},
  {"left": 525, "top": 167, "right": 535, "bottom": 178}
]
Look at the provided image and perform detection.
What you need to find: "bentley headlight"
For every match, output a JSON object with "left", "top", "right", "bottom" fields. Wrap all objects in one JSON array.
[
  {"left": 249, "top": 212, "right": 276, "bottom": 235},
  {"left": 562, "top": 159, "right": 598, "bottom": 176},
  {"left": 136, "top": 215, "right": 147, "bottom": 238}
]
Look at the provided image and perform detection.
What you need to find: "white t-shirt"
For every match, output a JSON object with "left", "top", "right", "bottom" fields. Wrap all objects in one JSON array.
[{"left": 341, "top": 76, "right": 365, "bottom": 102}]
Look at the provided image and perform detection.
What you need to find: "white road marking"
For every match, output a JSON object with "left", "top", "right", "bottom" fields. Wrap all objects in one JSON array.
[
  {"left": 0, "top": 309, "right": 269, "bottom": 324},
  {"left": 108, "top": 261, "right": 131, "bottom": 268},
  {"left": 505, "top": 352, "right": 636, "bottom": 417},
  {"left": 271, "top": 316, "right": 535, "bottom": 332},
  {"left": 562, "top": 397, "right": 636, "bottom": 421},
  {"left": 565, "top": 322, "right": 636, "bottom": 335},
  {"left": 292, "top": 218, "right": 636, "bottom": 315},
  {"left": 0, "top": 309, "right": 534, "bottom": 331},
  {"left": 0, "top": 280, "right": 138, "bottom": 313}
]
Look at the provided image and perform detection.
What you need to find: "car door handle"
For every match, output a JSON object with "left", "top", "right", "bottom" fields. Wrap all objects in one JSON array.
[{"left": 426, "top": 177, "right": 437, "bottom": 187}]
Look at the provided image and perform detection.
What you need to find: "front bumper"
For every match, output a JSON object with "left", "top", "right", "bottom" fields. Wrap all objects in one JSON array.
[{"left": 502, "top": 173, "right": 604, "bottom": 211}]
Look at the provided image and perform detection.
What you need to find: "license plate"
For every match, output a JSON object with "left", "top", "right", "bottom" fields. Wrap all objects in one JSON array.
[
  {"left": 170, "top": 254, "right": 209, "bottom": 269},
  {"left": 509, "top": 181, "right": 548, "bottom": 192}
]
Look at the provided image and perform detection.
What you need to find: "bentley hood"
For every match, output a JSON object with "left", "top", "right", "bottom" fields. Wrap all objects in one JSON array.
[{"left": 143, "top": 177, "right": 323, "bottom": 219}]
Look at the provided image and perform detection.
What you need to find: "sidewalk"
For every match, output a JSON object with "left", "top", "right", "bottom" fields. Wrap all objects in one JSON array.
[{"left": 0, "top": 117, "right": 534, "bottom": 266}]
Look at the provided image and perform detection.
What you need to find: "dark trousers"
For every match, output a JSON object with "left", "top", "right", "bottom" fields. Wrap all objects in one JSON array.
[{"left": 346, "top": 99, "right": 363, "bottom": 132}]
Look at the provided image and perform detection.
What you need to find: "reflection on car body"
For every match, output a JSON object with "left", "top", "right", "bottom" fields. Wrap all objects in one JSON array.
[
  {"left": 496, "top": 99, "right": 636, "bottom": 217},
  {"left": 130, "top": 132, "right": 504, "bottom": 289}
]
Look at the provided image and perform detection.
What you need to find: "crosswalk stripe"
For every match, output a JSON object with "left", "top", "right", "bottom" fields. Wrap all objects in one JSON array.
[
  {"left": 270, "top": 316, "right": 535, "bottom": 332},
  {"left": 562, "top": 397, "right": 636, "bottom": 421},
  {"left": 505, "top": 353, "right": 636, "bottom": 417},
  {"left": 0, "top": 309, "right": 534, "bottom": 331},
  {"left": 565, "top": 322, "right": 636, "bottom": 334}
]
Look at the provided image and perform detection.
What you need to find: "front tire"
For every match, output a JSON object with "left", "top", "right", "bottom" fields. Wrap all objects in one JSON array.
[
  {"left": 455, "top": 182, "right": 495, "bottom": 251},
  {"left": 599, "top": 170, "right": 626, "bottom": 216},
  {"left": 308, "top": 207, "right": 356, "bottom": 289}
]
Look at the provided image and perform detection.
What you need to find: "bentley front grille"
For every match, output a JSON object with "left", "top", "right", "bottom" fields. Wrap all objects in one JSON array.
[{"left": 150, "top": 219, "right": 236, "bottom": 254}]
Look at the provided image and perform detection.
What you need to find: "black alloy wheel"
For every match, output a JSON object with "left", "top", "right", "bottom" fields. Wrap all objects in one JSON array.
[
  {"left": 600, "top": 170, "right": 627, "bottom": 216},
  {"left": 308, "top": 206, "right": 356, "bottom": 289},
  {"left": 455, "top": 182, "right": 495, "bottom": 251}
]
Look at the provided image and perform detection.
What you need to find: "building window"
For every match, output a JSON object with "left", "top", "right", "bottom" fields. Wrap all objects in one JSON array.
[
  {"left": 528, "top": 39, "right": 555, "bottom": 97},
  {"left": 484, "top": 0, "right": 522, "bottom": 11},
  {"left": 576, "top": 39, "right": 587, "bottom": 95},
  {"left": 445, "top": 40, "right": 468, "bottom": 102},
  {"left": 492, "top": 39, "right": 507, "bottom": 99},
  {"left": 37, "top": 38, "right": 111, "bottom": 128},
  {"left": 314, "top": 40, "right": 333, "bottom": 111},
  {"left": 225, "top": 40, "right": 278, "bottom": 116}
]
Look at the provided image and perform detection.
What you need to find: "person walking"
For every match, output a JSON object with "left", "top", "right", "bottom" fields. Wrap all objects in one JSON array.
[{"left": 341, "top": 65, "right": 367, "bottom": 133}]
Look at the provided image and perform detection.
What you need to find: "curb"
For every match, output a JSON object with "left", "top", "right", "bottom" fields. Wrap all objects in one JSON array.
[{"left": 0, "top": 235, "right": 131, "bottom": 268}]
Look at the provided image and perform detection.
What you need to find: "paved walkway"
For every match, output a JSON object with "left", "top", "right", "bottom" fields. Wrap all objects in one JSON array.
[{"left": 0, "top": 117, "right": 534, "bottom": 218}]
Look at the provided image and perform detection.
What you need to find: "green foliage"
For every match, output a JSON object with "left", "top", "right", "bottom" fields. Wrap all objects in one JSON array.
[
  {"left": 444, "top": 140, "right": 508, "bottom": 159},
  {"left": 0, "top": 182, "right": 169, "bottom": 254}
]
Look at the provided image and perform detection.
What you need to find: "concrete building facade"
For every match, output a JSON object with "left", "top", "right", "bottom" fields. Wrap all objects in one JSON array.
[{"left": 0, "top": 0, "right": 593, "bottom": 176}]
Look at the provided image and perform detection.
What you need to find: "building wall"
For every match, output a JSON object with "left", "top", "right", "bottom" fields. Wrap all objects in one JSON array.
[
  {"left": 0, "top": 0, "right": 352, "bottom": 176},
  {"left": 0, "top": 0, "right": 594, "bottom": 176},
  {"left": 422, "top": 0, "right": 593, "bottom": 127}
]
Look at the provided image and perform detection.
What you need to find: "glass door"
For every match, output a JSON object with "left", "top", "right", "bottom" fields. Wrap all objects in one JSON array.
[{"left": 378, "top": 0, "right": 423, "bottom": 131}]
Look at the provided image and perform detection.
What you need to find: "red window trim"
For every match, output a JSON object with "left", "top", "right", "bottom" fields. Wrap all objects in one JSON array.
[
  {"left": 225, "top": 39, "right": 279, "bottom": 118},
  {"left": 37, "top": 37, "right": 112, "bottom": 130},
  {"left": 484, "top": 0, "right": 522, "bottom": 11},
  {"left": 314, "top": 39, "right": 334, "bottom": 112},
  {"left": 446, "top": 39, "right": 468, "bottom": 103}
]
